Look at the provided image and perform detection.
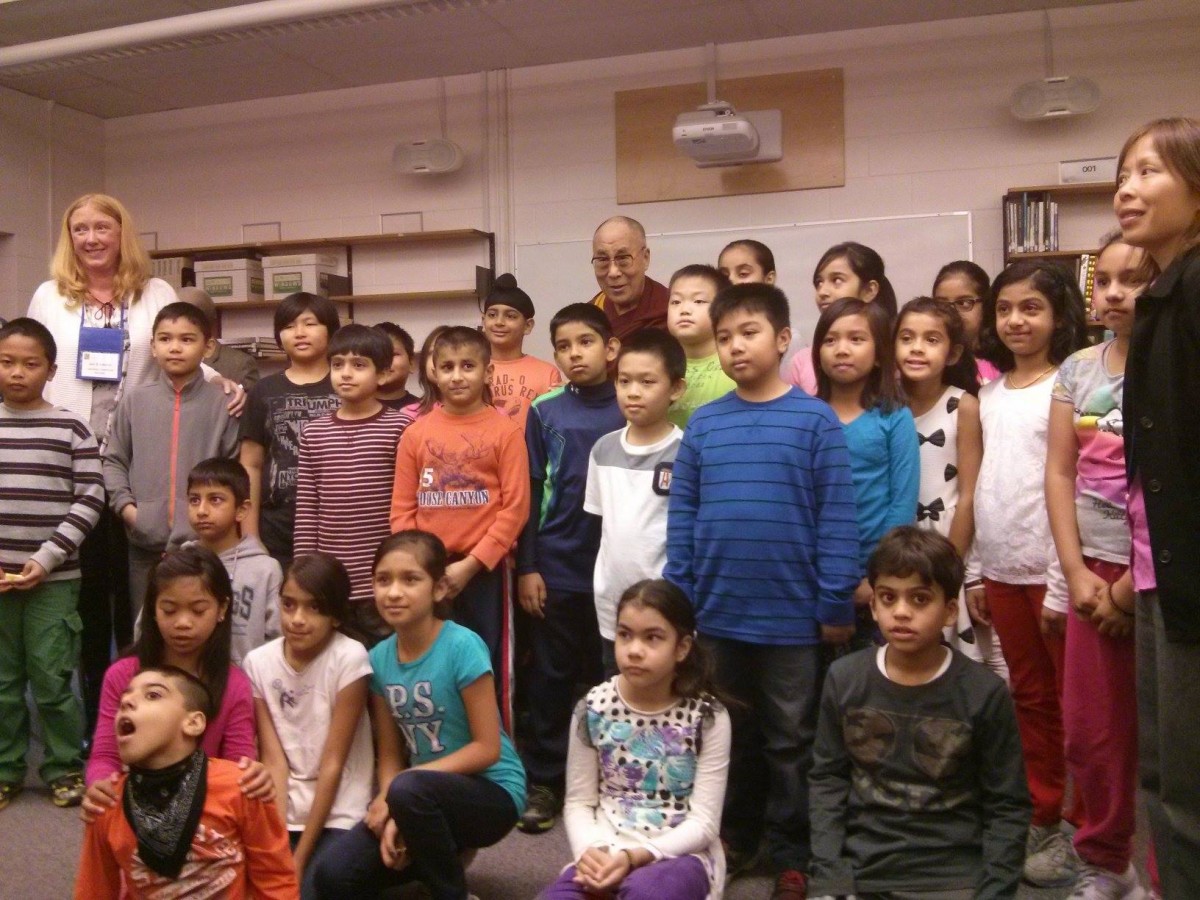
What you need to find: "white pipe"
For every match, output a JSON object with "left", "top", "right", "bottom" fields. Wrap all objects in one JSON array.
[
  {"left": 45, "top": 100, "right": 55, "bottom": 259},
  {"left": 706, "top": 42, "right": 720, "bottom": 105},
  {"left": 481, "top": 71, "right": 491, "bottom": 245},
  {"left": 502, "top": 67, "right": 514, "bottom": 275},
  {"left": 0, "top": 0, "right": 416, "bottom": 68},
  {"left": 438, "top": 77, "right": 448, "bottom": 141}
]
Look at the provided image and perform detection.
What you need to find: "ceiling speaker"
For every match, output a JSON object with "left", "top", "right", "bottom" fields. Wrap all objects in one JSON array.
[
  {"left": 1010, "top": 76, "right": 1101, "bottom": 121},
  {"left": 393, "top": 138, "right": 464, "bottom": 175}
]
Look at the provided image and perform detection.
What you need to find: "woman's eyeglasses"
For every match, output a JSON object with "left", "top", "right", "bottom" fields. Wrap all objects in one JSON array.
[{"left": 940, "top": 297, "right": 981, "bottom": 313}]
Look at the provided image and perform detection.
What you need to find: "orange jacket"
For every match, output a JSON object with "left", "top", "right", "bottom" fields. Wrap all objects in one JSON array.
[{"left": 74, "top": 758, "right": 298, "bottom": 899}]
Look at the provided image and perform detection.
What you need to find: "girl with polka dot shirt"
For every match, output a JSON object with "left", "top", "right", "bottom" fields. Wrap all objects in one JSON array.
[{"left": 542, "top": 579, "right": 731, "bottom": 900}]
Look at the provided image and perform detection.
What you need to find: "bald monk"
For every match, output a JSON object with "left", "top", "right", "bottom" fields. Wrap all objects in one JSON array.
[{"left": 587, "top": 216, "right": 669, "bottom": 342}]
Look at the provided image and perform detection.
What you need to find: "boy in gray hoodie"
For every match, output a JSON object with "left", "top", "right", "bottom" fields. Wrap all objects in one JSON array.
[
  {"left": 103, "top": 303, "right": 239, "bottom": 617},
  {"left": 185, "top": 458, "right": 281, "bottom": 665}
]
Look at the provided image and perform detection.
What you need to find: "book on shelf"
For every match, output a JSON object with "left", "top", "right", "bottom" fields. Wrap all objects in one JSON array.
[
  {"left": 1005, "top": 192, "right": 1062, "bottom": 254},
  {"left": 1077, "top": 253, "right": 1098, "bottom": 323}
]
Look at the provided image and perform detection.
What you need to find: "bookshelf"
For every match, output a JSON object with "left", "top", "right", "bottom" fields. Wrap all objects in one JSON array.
[
  {"left": 1002, "top": 183, "right": 1114, "bottom": 342},
  {"left": 149, "top": 230, "right": 495, "bottom": 352},
  {"left": 1002, "top": 182, "right": 1113, "bottom": 262}
]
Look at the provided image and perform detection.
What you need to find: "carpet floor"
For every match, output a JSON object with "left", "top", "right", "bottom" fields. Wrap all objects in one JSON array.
[{"left": 0, "top": 773, "right": 1087, "bottom": 899}]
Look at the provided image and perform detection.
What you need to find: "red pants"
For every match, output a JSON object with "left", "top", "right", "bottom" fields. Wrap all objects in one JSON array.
[
  {"left": 985, "top": 579, "right": 1065, "bottom": 826},
  {"left": 1062, "top": 558, "right": 1138, "bottom": 873}
]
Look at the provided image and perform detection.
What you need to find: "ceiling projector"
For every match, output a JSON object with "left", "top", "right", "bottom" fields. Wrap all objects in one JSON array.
[{"left": 673, "top": 101, "right": 782, "bottom": 168}]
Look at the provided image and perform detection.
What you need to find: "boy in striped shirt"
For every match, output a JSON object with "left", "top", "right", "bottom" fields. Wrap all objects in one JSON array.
[
  {"left": 664, "top": 284, "right": 860, "bottom": 899},
  {"left": 0, "top": 318, "right": 104, "bottom": 810},
  {"left": 294, "top": 324, "right": 411, "bottom": 644}
]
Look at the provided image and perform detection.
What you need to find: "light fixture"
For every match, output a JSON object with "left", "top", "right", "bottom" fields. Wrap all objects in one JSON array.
[{"left": 1009, "top": 11, "right": 1101, "bottom": 121}]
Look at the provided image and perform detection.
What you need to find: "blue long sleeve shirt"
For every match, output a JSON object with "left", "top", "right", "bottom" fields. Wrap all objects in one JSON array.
[
  {"left": 517, "top": 381, "right": 626, "bottom": 593},
  {"left": 843, "top": 406, "right": 920, "bottom": 572},
  {"left": 664, "top": 388, "right": 860, "bottom": 645}
]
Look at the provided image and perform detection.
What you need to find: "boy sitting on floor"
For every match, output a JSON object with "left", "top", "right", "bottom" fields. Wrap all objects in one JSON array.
[
  {"left": 808, "top": 526, "right": 1030, "bottom": 900},
  {"left": 74, "top": 666, "right": 298, "bottom": 899}
]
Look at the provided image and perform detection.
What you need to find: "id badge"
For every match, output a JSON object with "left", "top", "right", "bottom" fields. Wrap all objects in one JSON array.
[{"left": 77, "top": 321, "right": 125, "bottom": 382}]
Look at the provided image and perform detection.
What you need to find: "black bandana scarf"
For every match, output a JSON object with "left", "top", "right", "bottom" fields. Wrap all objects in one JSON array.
[{"left": 122, "top": 749, "right": 208, "bottom": 879}]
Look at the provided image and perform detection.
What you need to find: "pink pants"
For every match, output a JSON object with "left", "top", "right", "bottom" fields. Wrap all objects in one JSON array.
[
  {"left": 985, "top": 580, "right": 1066, "bottom": 826},
  {"left": 1062, "top": 558, "right": 1138, "bottom": 873}
]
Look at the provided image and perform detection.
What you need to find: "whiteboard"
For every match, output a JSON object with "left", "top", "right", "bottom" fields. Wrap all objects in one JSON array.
[{"left": 515, "top": 212, "right": 972, "bottom": 361}]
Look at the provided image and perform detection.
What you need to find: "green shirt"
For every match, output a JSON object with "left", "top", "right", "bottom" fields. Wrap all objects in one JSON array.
[{"left": 668, "top": 353, "right": 736, "bottom": 429}]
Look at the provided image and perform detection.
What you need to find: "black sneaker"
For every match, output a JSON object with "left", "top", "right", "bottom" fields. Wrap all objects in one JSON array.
[{"left": 517, "top": 785, "right": 558, "bottom": 834}]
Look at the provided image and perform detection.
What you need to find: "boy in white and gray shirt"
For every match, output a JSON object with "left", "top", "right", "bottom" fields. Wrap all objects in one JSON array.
[{"left": 584, "top": 330, "right": 686, "bottom": 672}]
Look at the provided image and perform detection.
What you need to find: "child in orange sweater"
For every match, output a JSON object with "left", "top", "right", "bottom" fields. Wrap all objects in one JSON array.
[
  {"left": 390, "top": 326, "right": 529, "bottom": 729},
  {"left": 74, "top": 666, "right": 297, "bottom": 899},
  {"left": 483, "top": 273, "right": 561, "bottom": 431}
]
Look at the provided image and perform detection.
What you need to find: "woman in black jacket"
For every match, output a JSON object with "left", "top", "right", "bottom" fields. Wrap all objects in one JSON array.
[{"left": 1116, "top": 116, "right": 1200, "bottom": 898}]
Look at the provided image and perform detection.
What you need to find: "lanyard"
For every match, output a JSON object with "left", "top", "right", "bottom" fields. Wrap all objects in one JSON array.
[{"left": 76, "top": 299, "right": 127, "bottom": 382}]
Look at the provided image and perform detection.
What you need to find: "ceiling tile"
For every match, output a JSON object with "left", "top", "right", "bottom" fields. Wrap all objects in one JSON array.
[
  {"left": 115, "top": 58, "right": 341, "bottom": 109},
  {"left": 0, "top": 0, "right": 215, "bottom": 45},
  {"left": 0, "top": 0, "right": 1150, "bottom": 118},
  {"left": 40, "top": 80, "right": 158, "bottom": 117}
]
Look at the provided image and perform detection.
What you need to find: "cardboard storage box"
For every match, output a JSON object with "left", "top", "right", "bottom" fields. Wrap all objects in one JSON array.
[
  {"left": 152, "top": 256, "right": 194, "bottom": 289},
  {"left": 262, "top": 253, "right": 339, "bottom": 301},
  {"left": 194, "top": 258, "right": 265, "bottom": 304}
]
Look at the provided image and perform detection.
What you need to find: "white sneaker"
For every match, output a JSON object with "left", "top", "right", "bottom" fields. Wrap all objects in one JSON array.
[
  {"left": 1024, "top": 824, "right": 1079, "bottom": 887},
  {"left": 1068, "top": 863, "right": 1147, "bottom": 900}
]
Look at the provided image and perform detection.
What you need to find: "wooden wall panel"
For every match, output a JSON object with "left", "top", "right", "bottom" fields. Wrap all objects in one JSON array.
[{"left": 615, "top": 69, "right": 844, "bottom": 204}]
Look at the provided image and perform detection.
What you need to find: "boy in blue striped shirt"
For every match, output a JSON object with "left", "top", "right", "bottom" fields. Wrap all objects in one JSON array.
[{"left": 664, "top": 283, "right": 860, "bottom": 899}]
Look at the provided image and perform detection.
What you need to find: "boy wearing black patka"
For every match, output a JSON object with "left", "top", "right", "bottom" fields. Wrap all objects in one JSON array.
[{"left": 808, "top": 527, "right": 1030, "bottom": 900}]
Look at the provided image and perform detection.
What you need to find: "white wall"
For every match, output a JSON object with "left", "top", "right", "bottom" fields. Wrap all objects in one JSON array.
[
  {"left": 0, "top": 86, "right": 105, "bottom": 320},
  {"left": 101, "top": 0, "right": 1200, "bottom": 359}
]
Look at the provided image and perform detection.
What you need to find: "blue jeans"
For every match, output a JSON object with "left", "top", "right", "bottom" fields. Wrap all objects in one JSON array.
[
  {"left": 521, "top": 589, "right": 602, "bottom": 792},
  {"left": 290, "top": 827, "right": 343, "bottom": 900},
  {"left": 702, "top": 635, "right": 820, "bottom": 872},
  {"left": 451, "top": 560, "right": 513, "bottom": 729},
  {"left": 313, "top": 769, "right": 517, "bottom": 900}
]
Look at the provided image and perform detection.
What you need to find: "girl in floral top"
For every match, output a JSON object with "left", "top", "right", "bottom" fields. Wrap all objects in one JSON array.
[{"left": 543, "top": 579, "right": 731, "bottom": 900}]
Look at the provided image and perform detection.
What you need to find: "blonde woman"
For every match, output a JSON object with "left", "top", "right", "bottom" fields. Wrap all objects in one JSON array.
[{"left": 26, "top": 193, "right": 243, "bottom": 738}]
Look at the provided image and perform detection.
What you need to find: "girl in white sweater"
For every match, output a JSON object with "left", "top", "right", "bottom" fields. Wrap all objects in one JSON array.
[{"left": 544, "top": 579, "right": 731, "bottom": 900}]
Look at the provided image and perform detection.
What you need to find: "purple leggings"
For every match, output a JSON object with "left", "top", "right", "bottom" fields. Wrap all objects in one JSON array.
[{"left": 541, "top": 855, "right": 709, "bottom": 900}]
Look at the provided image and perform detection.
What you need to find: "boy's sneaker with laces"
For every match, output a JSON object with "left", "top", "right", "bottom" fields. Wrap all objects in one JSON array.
[
  {"left": 1024, "top": 823, "right": 1079, "bottom": 887},
  {"left": 49, "top": 771, "right": 85, "bottom": 808},
  {"left": 1068, "top": 863, "right": 1147, "bottom": 900},
  {"left": 516, "top": 784, "right": 558, "bottom": 834},
  {"left": 771, "top": 868, "right": 808, "bottom": 900},
  {"left": 0, "top": 781, "right": 21, "bottom": 811}
]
